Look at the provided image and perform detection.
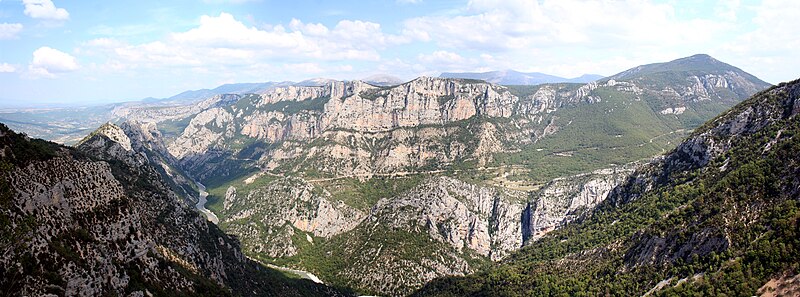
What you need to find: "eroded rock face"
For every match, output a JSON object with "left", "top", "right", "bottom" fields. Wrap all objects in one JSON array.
[
  {"left": 0, "top": 125, "right": 342, "bottom": 296},
  {"left": 524, "top": 165, "right": 637, "bottom": 242},
  {"left": 168, "top": 107, "right": 234, "bottom": 159},
  {"left": 167, "top": 78, "right": 533, "bottom": 177},
  {"left": 319, "top": 77, "right": 516, "bottom": 132},
  {"left": 615, "top": 81, "right": 800, "bottom": 271},
  {"left": 370, "top": 177, "right": 527, "bottom": 260},
  {"left": 221, "top": 177, "right": 365, "bottom": 258},
  {"left": 148, "top": 70, "right": 770, "bottom": 296},
  {"left": 161, "top": 70, "right": 769, "bottom": 181}
]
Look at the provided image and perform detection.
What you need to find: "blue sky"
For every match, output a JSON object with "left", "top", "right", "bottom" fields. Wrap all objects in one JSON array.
[{"left": 0, "top": 0, "right": 798, "bottom": 107}]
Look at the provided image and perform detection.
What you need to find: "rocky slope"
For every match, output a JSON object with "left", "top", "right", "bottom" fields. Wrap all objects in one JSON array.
[
  {"left": 0, "top": 123, "right": 346, "bottom": 296},
  {"left": 79, "top": 121, "right": 199, "bottom": 204},
  {"left": 524, "top": 164, "right": 638, "bottom": 242},
  {"left": 166, "top": 55, "right": 769, "bottom": 185},
  {"left": 142, "top": 55, "right": 772, "bottom": 296},
  {"left": 206, "top": 164, "right": 643, "bottom": 296},
  {"left": 414, "top": 79, "right": 800, "bottom": 296}
]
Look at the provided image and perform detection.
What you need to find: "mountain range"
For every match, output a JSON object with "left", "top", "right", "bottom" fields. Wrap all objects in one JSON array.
[
  {"left": 440, "top": 70, "right": 603, "bottom": 85},
  {"left": 2, "top": 54, "right": 797, "bottom": 296}
]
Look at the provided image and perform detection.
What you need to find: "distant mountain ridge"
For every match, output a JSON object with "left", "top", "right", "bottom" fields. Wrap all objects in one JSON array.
[
  {"left": 440, "top": 70, "right": 603, "bottom": 85},
  {"left": 606, "top": 54, "right": 768, "bottom": 84},
  {"left": 151, "top": 82, "right": 293, "bottom": 105}
]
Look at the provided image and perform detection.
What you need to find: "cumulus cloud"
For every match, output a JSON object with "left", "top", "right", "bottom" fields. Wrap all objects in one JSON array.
[
  {"left": 23, "top": 0, "right": 69, "bottom": 21},
  {"left": 27, "top": 47, "right": 79, "bottom": 78},
  {"left": 83, "top": 12, "right": 419, "bottom": 78},
  {"left": 0, "top": 23, "right": 23, "bottom": 39},
  {"left": 404, "top": 0, "right": 728, "bottom": 51},
  {"left": 0, "top": 63, "right": 16, "bottom": 73},
  {"left": 172, "top": 13, "right": 305, "bottom": 49}
]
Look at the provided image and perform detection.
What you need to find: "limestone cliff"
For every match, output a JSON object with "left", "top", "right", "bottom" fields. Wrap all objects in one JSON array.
[{"left": 220, "top": 177, "right": 365, "bottom": 258}]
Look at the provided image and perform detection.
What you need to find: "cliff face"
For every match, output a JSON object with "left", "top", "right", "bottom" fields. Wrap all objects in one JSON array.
[
  {"left": 524, "top": 164, "right": 637, "bottom": 242},
  {"left": 167, "top": 64, "right": 768, "bottom": 182},
  {"left": 166, "top": 77, "right": 598, "bottom": 178},
  {"left": 0, "top": 124, "right": 345, "bottom": 296},
  {"left": 618, "top": 79, "right": 800, "bottom": 267},
  {"left": 220, "top": 177, "right": 366, "bottom": 258},
  {"left": 368, "top": 177, "right": 527, "bottom": 260},
  {"left": 208, "top": 171, "right": 636, "bottom": 296},
  {"left": 297, "top": 177, "right": 527, "bottom": 296}
]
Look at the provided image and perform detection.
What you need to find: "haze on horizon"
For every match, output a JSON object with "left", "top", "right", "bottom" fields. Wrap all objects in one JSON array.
[{"left": 0, "top": 0, "right": 798, "bottom": 107}]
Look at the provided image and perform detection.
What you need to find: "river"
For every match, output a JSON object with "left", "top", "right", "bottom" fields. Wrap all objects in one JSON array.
[{"left": 195, "top": 182, "right": 220, "bottom": 224}]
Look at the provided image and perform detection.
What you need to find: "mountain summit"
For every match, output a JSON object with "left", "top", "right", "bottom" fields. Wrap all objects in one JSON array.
[{"left": 608, "top": 54, "right": 769, "bottom": 84}]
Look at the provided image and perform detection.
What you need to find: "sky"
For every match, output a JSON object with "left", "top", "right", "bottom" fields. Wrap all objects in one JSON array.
[{"left": 0, "top": 0, "right": 798, "bottom": 107}]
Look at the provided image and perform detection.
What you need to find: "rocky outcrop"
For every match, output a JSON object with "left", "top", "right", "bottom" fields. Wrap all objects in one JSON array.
[
  {"left": 142, "top": 56, "right": 773, "bottom": 296},
  {"left": 0, "top": 124, "right": 344, "bottom": 296},
  {"left": 320, "top": 77, "right": 516, "bottom": 132},
  {"left": 163, "top": 58, "right": 769, "bottom": 179},
  {"left": 221, "top": 177, "right": 365, "bottom": 258},
  {"left": 168, "top": 107, "right": 235, "bottom": 159},
  {"left": 369, "top": 177, "right": 527, "bottom": 260},
  {"left": 78, "top": 122, "right": 132, "bottom": 151},
  {"left": 525, "top": 165, "right": 637, "bottom": 242}
]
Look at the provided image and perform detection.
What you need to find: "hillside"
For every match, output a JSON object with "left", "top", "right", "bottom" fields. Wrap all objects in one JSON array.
[
  {"left": 0, "top": 54, "right": 772, "bottom": 296},
  {"left": 414, "top": 79, "right": 800, "bottom": 296},
  {"left": 0, "top": 123, "right": 347, "bottom": 296},
  {"left": 146, "top": 55, "right": 771, "bottom": 295}
]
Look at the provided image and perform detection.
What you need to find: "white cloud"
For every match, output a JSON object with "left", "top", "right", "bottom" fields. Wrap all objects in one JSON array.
[
  {"left": 172, "top": 13, "right": 306, "bottom": 49},
  {"left": 0, "top": 23, "right": 23, "bottom": 39},
  {"left": 418, "top": 50, "right": 465, "bottom": 65},
  {"left": 404, "top": 0, "right": 728, "bottom": 51},
  {"left": 83, "top": 12, "right": 414, "bottom": 79},
  {"left": 716, "top": 0, "right": 800, "bottom": 83},
  {"left": 0, "top": 63, "right": 16, "bottom": 73},
  {"left": 23, "top": 0, "right": 69, "bottom": 21},
  {"left": 27, "top": 47, "right": 79, "bottom": 78}
]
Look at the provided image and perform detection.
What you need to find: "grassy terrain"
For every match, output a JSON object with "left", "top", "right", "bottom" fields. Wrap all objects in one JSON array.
[
  {"left": 262, "top": 222, "right": 492, "bottom": 296},
  {"left": 313, "top": 176, "right": 425, "bottom": 211},
  {"left": 491, "top": 86, "right": 693, "bottom": 184},
  {"left": 205, "top": 172, "right": 279, "bottom": 218},
  {"left": 157, "top": 116, "right": 193, "bottom": 141}
]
